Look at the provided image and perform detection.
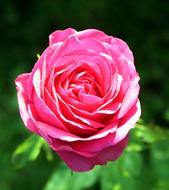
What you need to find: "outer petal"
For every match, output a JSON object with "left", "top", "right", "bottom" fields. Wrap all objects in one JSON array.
[
  {"left": 56, "top": 135, "right": 128, "bottom": 172},
  {"left": 70, "top": 100, "right": 140, "bottom": 152},
  {"left": 90, "top": 135, "right": 128, "bottom": 165},
  {"left": 116, "top": 75, "right": 140, "bottom": 119},
  {"left": 57, "top": 150, "right": 94, "bottom": 172},
  {"left": 28, "top": 46, "right": 54, "bottom": 100},
  {"left": 76, "top": 29, "right": 111, "bottom": 43},
  {"left": 42, "top": 101, "right": 140, "bottom": 164},
  {"left": 15, "top": 73, "right": 38, "bottom": 133},
  {"left": 49, "top": 28, "right": 76, "bottom": 45},
  {"left": 111, "top": 38, "right": 134, "bottom": 63}
]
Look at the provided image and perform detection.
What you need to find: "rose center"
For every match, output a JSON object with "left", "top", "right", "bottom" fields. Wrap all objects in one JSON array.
[{"left": 60, "top": 70, "right": 102, "bottom": 100}]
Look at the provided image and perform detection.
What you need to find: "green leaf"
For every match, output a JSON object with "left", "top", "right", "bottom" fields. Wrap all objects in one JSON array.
[
  {"left": 12, "top": 134, "right": 44, "bottom": 169},
  {"left": 100, "top": 151, "right": 143, "bottom": 190},
  {"left": 133, "top": 122, "right": 169, "bottom": 144},
  {"left": 43, "top": 163, "right": 100, "bottom": 190},
  {"left": 42, "top": 141, "right": 53, "bottom": 162},
  {"left": 36, "top": 53, "right": 40, "bottom": 59},
  {"left": 151, "top": 139, "right": 169, "bottom": 178}
]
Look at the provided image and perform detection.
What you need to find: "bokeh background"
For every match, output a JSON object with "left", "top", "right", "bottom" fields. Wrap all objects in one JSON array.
[{"left": 1, "top": 0, "right": 169, "bottom": 190}]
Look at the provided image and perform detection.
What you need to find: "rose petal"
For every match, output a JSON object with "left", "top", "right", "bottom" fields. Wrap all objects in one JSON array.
[
  {"left": 57, "top": 93, "right": 105, "bottom": 129},
  {"left": 112, "top": 100, "right": 141, "bottom": 144},
  {"left": 77, "top": 29, "right": 111, "bottom": 43},
  {"left": 49, "top": 28, "right": 77, "bottom": 45},
  {"left": 56, "top": 136, "right": 128, "bottom": 172},
  {"left": 70, "top": 102, "right": 140, "bottom": 153},
  {"left": 80, "top": 38, "right": 109, "bottom": 54},
  {"left": 32, "top": 79, "right": 67, "bottom": 131},
  {"left": 57, "top": 151, "right": 94, "bottom": 172},
  {"left": 47, "top": 87, "right": 98, "bottom": 135},
  {"left": 89, "top": 135, "right": 128, "bottom": 165},
  {"left": 116, "top": 74, "right": 140, "bottom": 119},
  {"left": 15, "top": 73, "right": 38, "bottom": 133}
]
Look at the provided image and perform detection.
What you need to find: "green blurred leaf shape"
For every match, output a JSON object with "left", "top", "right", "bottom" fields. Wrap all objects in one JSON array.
[
  {"left": 150, "top": 140, "right": 169, "bottom": 190},
  {"left": 132, "top": 122, "right": 169, "bottom": 144},
  {"left": 36, "top": 53, "right": 40, "bottom": 59},
  {"left": 126, "top": 121, "right": 169, "bottom": 154},
  {"left": 12, "top": 119, "right": 169, "bottom": 190},
  {"left": 43, "top": 163, "right": 100, "bottom": 190},
  {"left": 42, "top": 141, "right": 53, "bottom": 161},
  {"left": 12, "top": 134, "right": 45, "bottom": 169},
  {"left": 100, "top": 151, "right": 143, "bottom": 190}
]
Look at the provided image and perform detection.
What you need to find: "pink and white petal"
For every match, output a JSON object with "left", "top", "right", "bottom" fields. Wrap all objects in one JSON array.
[
  {"left": 36, "top": 121, "right": 78, "bottom": 141},
  {"left": 49, "top": 86, "right": 99, "bottom": 135},
  {"left": 48, "top": 35, "right": 83, "bottom": 63},
  {"left": 68, "top": 104, "right": 115, "bottom": 123},
  {"left": 80, "top": 38, "right": 109, "bottom": 54},
  {"left": 78, "top": 92, "right": 103, "bottom": 105},
  {"left": 33, "top": 91, "right": 67, "bottom": 131},
  {"left": 15, "top": 73, "right": 30, "bottom": 125},
  {"left": 69, "top": 100, "right": 139, "bottom": 143},
  {"left": 68, "top": 99, "right": 120, "bottom": 123},
  {"left": 56, "top": 135, "right": 128, "bottom": 172},
  {"left": 15, "top": 73, "right": 38, "bottom": 133},
  {"left": 111, "top": 38, "right": 134, "bottom": 62},
  {"left": 57, "top": 83, "right": 102, "bottom": 112},
  {"left": 91, "top": 135, "right": 128, "bottom": 165},
  {"left": 49, "top": 138, "right": 97, "bottom": 158},
  {"left": 57, "top": 93, "right": 105, "bottom": 129},
  {"left": 70, "top": 104, "right": 139, "bottom": 153},
  {"left": 116, "top": 75, "right": 140, "bottom": 119},
  {"left": 77, "top": 29, "right": 111, "bottom": 43},
  {"left": 28, "top": 46, "right": 54, "bottom": 100},
  {"left": 32, "top": 71, "right": 67, "bottom": 130},
  {"left": 86, "top": 55, "right": 113, "bottom": 92},
  {"left": 49, "top": 28, "right": 77, "bottom": 45},
  {"left": 113, "top": 100, "right": 141, "bottom": 144},
  {"left": 79, "top": 100, "right": 140, "bottom": 143},
  {"left": 71, "top": 132, "right": 116, "bottom": 152}
]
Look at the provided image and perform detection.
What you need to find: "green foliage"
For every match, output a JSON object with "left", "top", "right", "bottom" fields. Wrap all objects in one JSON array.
[
  {"left": 100, "top": 152, "right": 143, "bottom": 190},
  {"left": 150, "top": 141, "right": 169, "bottom": 190},
  {"left": 12, "top": 134, "right": 53, "bottom": 169},
  {"left": 42, "top": 141, "right": 54, "bottom": 162},
  {"left": 12, "top": 135, "right": 44, "bottom": 169},
  {"left": 43, "top": 164, "right": 100, "bottom": 190},
  {"left": 134, "top": 121, "right": 169, "bottom": 143},
  {"left": 10, "top": 121, "right": 169, "bottom": 190}
]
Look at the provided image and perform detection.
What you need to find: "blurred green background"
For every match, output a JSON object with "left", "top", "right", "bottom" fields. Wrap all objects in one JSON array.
[{"left": 0, "top": 0, "right": 169, "bottom": 190}]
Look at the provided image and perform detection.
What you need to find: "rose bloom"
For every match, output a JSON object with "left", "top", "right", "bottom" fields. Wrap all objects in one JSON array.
[{"left": 15, "top": 28, "right": 141, "bottom": 172}]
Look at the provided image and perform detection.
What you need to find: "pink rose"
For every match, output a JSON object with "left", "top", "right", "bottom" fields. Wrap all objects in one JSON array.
[{"left": 15, "top": 28, "right": 141, "bottom": 172}]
